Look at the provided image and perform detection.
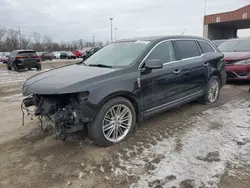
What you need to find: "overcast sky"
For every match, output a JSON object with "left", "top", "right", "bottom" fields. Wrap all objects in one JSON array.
[{"left": 1, "top": 0, "right": 249, "bottom": 42}]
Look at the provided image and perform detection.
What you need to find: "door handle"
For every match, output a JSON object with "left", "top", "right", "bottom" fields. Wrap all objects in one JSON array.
[
  {"left": 173, "top": 69, "right": 181, "bottom": 75},
  {"left": 204, "top": 62, "right": 209, "bottom": 67}
]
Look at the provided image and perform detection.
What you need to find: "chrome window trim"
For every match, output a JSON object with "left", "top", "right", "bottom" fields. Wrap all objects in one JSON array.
[
  {"left": 146, "top": 91, "right": 203, "bottom": 113},
  {"left": 138, "top": 38, "right": 216, "bottom": 70}
]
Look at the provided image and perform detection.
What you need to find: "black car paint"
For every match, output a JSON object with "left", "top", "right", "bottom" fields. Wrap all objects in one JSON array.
[{"left": 22, "top": 36, "right": 226, "bottom": 128}]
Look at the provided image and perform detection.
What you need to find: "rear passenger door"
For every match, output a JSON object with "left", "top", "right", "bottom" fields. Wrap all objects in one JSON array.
[{"left": 173, "top": 40, "right": 208, "bottom": 95}]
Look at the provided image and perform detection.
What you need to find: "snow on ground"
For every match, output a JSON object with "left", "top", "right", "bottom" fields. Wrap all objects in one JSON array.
[
  {"left": 0, "top": 69, "right": 50, "bottom": 85},
  {"left": 113, "top": 99, "right": 250, "bottom": 188}
]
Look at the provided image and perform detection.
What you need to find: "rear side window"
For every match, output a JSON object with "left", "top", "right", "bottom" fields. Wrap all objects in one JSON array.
[
  {"left": 199, "top": 41, "right": 214, "bottom": 53},
  {"left": 146, "top": 41, "right": 175, "bottom": 64},
  {"left": 174, "top": 40, "right": 200, "bottom": 59}
]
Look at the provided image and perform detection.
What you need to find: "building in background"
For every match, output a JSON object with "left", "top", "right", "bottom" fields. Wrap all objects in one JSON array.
[{"left": 203, "top": 5, "right": 250, "bottom": 40}]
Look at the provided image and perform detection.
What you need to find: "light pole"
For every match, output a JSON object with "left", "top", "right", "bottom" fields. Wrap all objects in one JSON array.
[
  {"left": 110, "top": 18, "right": 113, "bottom": 42},
  {"left": 115, "top": 28, "right": 117, "bottom": 41}
]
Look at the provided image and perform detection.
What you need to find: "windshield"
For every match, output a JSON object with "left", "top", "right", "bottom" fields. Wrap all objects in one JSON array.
[
  {"left": 218, "top": 39, "right": 250, "bottom": 52},
  {"left": 84, "top": 41, "right": 150, "bottom": 67}
]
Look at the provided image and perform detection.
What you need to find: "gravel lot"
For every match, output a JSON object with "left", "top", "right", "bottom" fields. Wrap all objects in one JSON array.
[{"left": 0, "top": 60, "right": 249, "bottom": 188}]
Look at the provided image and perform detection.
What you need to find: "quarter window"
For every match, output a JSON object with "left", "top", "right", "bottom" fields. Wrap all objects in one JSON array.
[
  {"left": 174, "top": 40, "right": 200, "bottom": 59},
  {"left": 146, "top": 41, "right": 175, "bottom": 64},
  {"left": 199, "top": 41, "right": 214, "bottom": 53}
]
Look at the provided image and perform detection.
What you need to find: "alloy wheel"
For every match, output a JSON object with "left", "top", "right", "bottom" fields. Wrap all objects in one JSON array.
[
  {"left": 208, "top": 79, "right": 219, "bottom": 103},
  {"left": 102, "top": 104, "right": 132, "bottom": 143}
]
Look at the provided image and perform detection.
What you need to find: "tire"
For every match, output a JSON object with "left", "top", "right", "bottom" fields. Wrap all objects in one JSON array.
[
  {"left": 28, "top": 68, "right": 32, "bottom": 71},
  {"left": 6, "top": 63, "right": 11, "bottom": 70},
  {"left": 36, "top": 64, "right": 42, "bottom": 70},
  {"left": 201, "top": 75, "right": 221, "bottom": 104},
  {"left": 13, "top": 63, "right": 19, "bottom": 72},
  {"left": 88, "top": 97, "right": 136, "bottom": 147}
]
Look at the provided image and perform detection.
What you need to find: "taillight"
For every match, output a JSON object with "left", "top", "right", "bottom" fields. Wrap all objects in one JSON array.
[
  {"left": 16, "top": 56, "right": 27, "bottom": 59},
  {"left": 31, "top": 55, "right": 39, "bottom": 58}
]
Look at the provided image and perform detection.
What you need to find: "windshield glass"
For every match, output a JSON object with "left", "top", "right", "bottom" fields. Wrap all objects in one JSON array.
[
  {"left": 84, "top": 41, "right": 150, "bottom": 67},
  {"left": 218, "top": 39, "right": 250, "bottom": 52}
]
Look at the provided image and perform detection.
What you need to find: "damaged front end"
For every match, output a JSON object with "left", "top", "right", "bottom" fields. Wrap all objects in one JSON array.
[{"left": 21, "top": 92, "right": 92, "bottom": 140}]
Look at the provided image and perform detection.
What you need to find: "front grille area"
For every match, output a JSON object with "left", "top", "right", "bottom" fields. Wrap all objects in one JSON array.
[
  {"left": 226, "top": 72, "right": 237, "bottom": 78},
  {"left": 238, "top": 72, "right": 250, "bottom": 77},
  {"left": 225, "top": 60, "right": 237, "bottom": 65}
]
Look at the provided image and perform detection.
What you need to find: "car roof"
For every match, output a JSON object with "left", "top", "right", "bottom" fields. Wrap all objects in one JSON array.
[
  {"left": 224, "top": 37, "right": 250, "bottom": 42},
  {"left": 116, "top": 35, "right": 210, "bottom": 43}
]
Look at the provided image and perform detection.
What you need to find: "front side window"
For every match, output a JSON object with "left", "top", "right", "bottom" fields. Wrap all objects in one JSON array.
[
  {"left": 146, "top": 41, "right": 175, "bottom": 64},
  {"left": 84, "top": 41, "right": 150, "bottom": 67},
  {"left": 175, "top": 40, "right": 200, "bottom": 59},
  {"left": 199, "top": 41, "right": 215, "bottom": 53}
]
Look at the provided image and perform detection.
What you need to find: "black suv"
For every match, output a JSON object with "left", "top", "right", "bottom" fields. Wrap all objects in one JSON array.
[
  {"left": 7, "top": 50, "right": 41, "bottom": 71},
  {"left": 22, "top": 36, "right": 226, "bottom": 147}
]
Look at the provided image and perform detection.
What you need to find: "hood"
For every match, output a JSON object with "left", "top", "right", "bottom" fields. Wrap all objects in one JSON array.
[
  {"left": 22, "top": 64, "right": 115, "bottom": 95},
  {"left": 223, "top": 52, "right": 250, "bottom": 61}
]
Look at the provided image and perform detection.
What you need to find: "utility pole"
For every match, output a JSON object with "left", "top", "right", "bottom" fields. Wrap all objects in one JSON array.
[
  {"left": 93, "top": 34, "right": 95, "bottom": 47},
  {"left": 110, "top": 18, "right": 113, "bottom": 42},
  {"left": 204, "top": 0, "right": 207, "bottom": 16},
  {"left": 18, "top": 26, "right": 22, "bottom": 49},
  {"left": 115, "top": 28, "right": 117, "bottom": 41}
]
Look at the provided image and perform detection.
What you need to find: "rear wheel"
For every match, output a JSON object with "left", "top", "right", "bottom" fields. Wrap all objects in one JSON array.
[
  {"left": 36, "top": 64, "right": 42, "bottom": 70},
  {"left": 6, "top": 63, "right": 11, "bottom": 70},
  {"left": 202, "top": 75, "right": 220, "bottom": 104},
  {"left": 13, "top": 63, "right": 19, "bottom": 72},
  {"left": 88, "top": 97, "right": 136, "bottom": 147}
]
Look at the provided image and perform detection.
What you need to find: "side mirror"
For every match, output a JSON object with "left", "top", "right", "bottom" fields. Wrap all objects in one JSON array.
[{"left": 144, "top": 59, "right": 163, "bottom": 69}]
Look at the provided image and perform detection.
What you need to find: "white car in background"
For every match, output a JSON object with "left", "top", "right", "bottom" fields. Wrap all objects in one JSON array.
[{"left": 52, "top": 51, "right": 61, "bottom": 59}]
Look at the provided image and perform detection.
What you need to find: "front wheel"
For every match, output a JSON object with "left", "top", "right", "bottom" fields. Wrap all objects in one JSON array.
[
  {"left": 202, "top": 75, "right": 221, "bottom": 104},
  {"left": 36, "top": 64, "right": 42, "bottom": 70},
  {"left": 88, "top": 97, "right": 136, "bottom": 147}
]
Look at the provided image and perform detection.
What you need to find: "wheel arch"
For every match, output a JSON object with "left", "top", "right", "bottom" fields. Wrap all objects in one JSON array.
[
  {"left": 98, "top": 91, "right": 140, "bottom": 122},
  {"left": 210, "top": 70, "right": 222, "bottom": 86}
]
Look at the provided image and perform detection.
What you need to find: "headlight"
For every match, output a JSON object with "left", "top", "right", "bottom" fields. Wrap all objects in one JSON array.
[
  {"left": 234, "top": 59, "right": 250, "bottom": 65},
  {"left": 78, "top": 91, "right": 89, "bottom": 100}
]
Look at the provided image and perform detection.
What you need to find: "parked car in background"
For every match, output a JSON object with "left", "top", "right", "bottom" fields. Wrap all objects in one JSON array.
[
  {"left": 22, "top": 36, "right": 226, "bottom": 147},
  {"left": 52, "top": 51, "right": 61, "bottom": 59},
  {"left": 82, "top": 47, "right": 101, "bottom": 60},
  {"left": 1, "top": 52, "right": 10, "bottom": 63},
  {"left": 212, "top": 39, "right": 227, "bottom": 47},
  {"left": 218, "top": 38, "right": 250, "bottom": 81},
  {"left": 73, "top": 50, "right": 84, "bottom": 58},
  {"left": 40, "top": 52, "right": 53, "bottom": 61},
  {"left": 7, "top": 50, "right": 41, "bottom": 71},
  {"left": 1, "top": 56, "right": 8, "bottom": 63},
  {"left": 60, "top": 51, "right": 76, "bottom": 59}
]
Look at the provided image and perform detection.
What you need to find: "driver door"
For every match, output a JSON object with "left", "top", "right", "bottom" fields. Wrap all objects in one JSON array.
[{"left": 140, "top": 41, "right": 184, "bottom": 114}]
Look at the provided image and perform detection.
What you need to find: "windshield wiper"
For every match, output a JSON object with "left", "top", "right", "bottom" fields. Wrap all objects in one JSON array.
[{"left": 88, "top": 64, "right": 113, "bottom": 68}]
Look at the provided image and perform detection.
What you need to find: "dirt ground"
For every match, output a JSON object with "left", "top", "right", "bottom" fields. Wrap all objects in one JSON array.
[{"left": 0, "top": 61, "right": 250, "bottom": 188}]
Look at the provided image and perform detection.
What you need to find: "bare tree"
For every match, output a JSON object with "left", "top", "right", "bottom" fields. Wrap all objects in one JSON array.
[
  {"left": 42, "top": 36, "right": 53, "bottom": 51},
  {"left": 21, "top": 35, "right": 31, "bottom": 50},
  {"left": 0, "top": 26, "right": 104, "bottom": 52},
  {"left": 0, "top": 26, "right": 6, "bottom": 41}
]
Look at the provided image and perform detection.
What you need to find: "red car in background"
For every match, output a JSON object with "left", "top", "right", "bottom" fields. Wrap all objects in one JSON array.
[
  {"left": 218, "top": 38, "right": 250, "bottom": 81},
  {"left": 73, "top": 50, "right": 84, "bottom": 58},
  {"left": 1, "top": 56, "right": 8, "bottom": 63}
]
